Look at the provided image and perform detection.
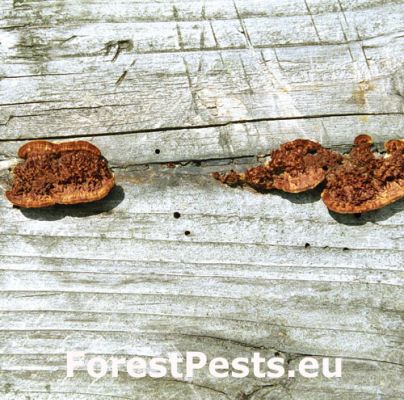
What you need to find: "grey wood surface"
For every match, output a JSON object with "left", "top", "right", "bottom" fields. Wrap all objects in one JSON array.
[{"left": 0, "top": 0, "right": 403, "bottom": 399}]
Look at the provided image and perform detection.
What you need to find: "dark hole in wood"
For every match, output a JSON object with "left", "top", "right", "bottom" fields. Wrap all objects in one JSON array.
[
  {"left": 305, "top": 243, "right": 310, "bottom": 248},
  {"left": 173, "top": 212, "right": 181, "bottom": 219},
  {"left": 155, "top": 149, "right": 160, "bottom": 154},
  {"left": 184, "top": 230, "right": 191, "bottom": 236},
  {"left": 343, "top": 247, "right": 349, "bottom": 251}
]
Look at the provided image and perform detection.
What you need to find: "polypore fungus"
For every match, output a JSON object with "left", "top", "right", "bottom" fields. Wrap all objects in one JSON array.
[
  {"left": 213, "top": 139, "right": 342, "bottom": 193},
  {"left": 213, "top": 135, "right": 403, "bottom": 214},
  {"left": 322, "top": 135, "right": 404, "bottom": 213},
  {"left": 6, "top": 140, "right": 115, "bottom": 208}
]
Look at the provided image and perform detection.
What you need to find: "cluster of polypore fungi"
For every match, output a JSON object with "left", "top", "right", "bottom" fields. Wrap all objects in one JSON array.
[
  {"left": 6, "top": 140, "right": 115, "bottom": 208},
  {"left": 213, "top": 135, "right": 404, "bottom": 214},
  {"left": 5, "top": 136, "right": 403, "bottom": 213}
]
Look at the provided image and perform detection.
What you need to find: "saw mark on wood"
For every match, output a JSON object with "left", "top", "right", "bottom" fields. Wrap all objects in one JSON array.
[
  {"left": 304, "top": 0, "right": 322, "bottom": 42},
  {"left": 233, "top": 0, "right": 254, "bottom": 49}
]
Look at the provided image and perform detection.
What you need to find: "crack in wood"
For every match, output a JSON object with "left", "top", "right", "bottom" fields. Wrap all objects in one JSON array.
[
  {"left": 0, "top": 112, "right": 401, "bottom": 142},
  {"left": 115, "top": 70, "right": 128, "bottom": 86}
]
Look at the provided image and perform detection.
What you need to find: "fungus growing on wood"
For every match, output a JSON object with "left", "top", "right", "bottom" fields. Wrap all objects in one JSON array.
[
  {"left": 6, "top": 140, "right": 115, "bottom": 208},
  {"left": 213, "top": 139, "right": 343, "bottom": 193},
  {"left": 213, "top": 135, "right": 403, "bottom": 214},
  {"left": 322, "top": 135, "right": 404, "bottom": 213}
]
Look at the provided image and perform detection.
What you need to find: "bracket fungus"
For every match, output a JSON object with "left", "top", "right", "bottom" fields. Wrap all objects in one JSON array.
[
  {"left": 213, "top": 139, "right": 342, "bottom": 193},
  {"left": 322, "top": 135, "right": 404, "bottom": 213},
  {"left": 213, "top": 136, "right": 403, "bottom": 214},
  {"left": 6, "top": 141, "right": 115, "bottom": 208}
]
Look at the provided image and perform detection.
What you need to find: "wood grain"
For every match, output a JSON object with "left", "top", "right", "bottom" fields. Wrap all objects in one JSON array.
[{"left": 0, "top": 0, "right": 403, "bottom": 399}]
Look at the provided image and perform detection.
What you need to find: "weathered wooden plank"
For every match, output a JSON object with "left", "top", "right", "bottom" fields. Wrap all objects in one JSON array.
[
  {"left": 0, "top": 174, "right": 403, "bottom": 398},
  {"left": 0, "top": 1, "right": 403, "bottom": 399},
  {"left": 1, "top": 352, "right": 403, "bottom": 398},
  {"left": 1, "top": 114, "right": 404, "bottom": 165},
  {"left": 0, "top": 0, "right": 403, "bottom": 142},
  {"left": 1, "top": 180, "right": 404, "bottom": 251}
]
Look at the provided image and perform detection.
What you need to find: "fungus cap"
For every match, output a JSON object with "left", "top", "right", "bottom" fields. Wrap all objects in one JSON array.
[{"left": 6, "top": 140, "right": 115, "bottom": 208}]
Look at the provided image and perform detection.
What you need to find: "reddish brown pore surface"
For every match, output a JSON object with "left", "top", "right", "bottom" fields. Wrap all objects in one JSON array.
[
  {"left": 6, "top": 141, "right": 115, "bottom": 208},
  {"left": 213, "top": 139, "right": 342, "bottom": 193},
  {"left": 322, "top": 135, "right": 404, "bottom": 213}
]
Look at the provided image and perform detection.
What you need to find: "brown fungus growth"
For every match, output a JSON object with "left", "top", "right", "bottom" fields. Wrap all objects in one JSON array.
[
  {"left": 6, "top": 140, "right": 115, "bottom": 208},
  {"left": 322, "top": 135, "right": 404, "bottom": 214},
  {"left": 213, "top": 139, "right": 342, "bottom": 193}
]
